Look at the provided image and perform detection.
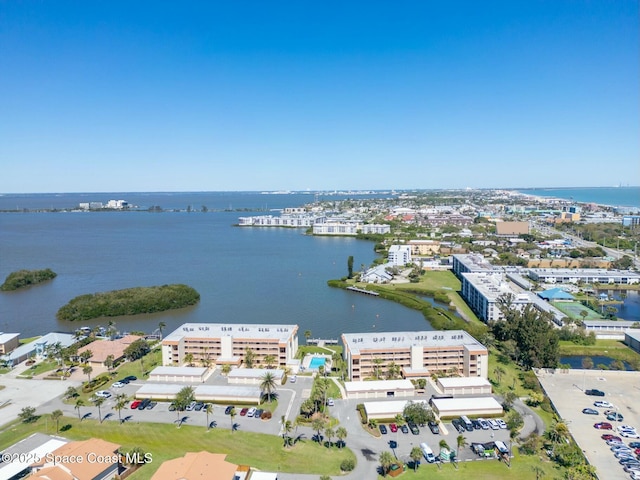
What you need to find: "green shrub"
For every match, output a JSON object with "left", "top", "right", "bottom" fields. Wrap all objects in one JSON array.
[{"left": 340, "top": 459, "right": 355, "bottom": 471}]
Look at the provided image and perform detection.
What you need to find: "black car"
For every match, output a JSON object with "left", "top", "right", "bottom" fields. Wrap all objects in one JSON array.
[
  {"left": 400, "top": 425, "right": 409, "bottom": 434},
  {"left": 379, "top": 424, "right": 388, "bottom": 434},
  {"left": 452, "top": 419, "right": 466, "bottom": 434},
  {"left": 194, "top": 402, "right": 204, "bottom": 411},
  {"left": 389, "top": 440, "right": 398, "bottom": 449},
  {"left": 168, "top": 402, "right": 176, "bottom": 411},
  {"left": 145, "top": 401, "right": 157, "bottom": 410},
  {"left": 254, "top": 409, "right": 264, "bottom": 419},
  {"left": 137, "top": 398, "right": 151, "bottom": 410},
  {"left": 224, "top": 406, "right": 235, "bottom": 415},
  {"left": 117, "top": 378, "right": 130, "bottom": 385},
  {"left": 428, "top": 421, "right": 440, "bottom": 434},
  {"left": 585, "top": 389, "right": 605, "bottom": 396},
  {"left": 124, "top": 375, "right": 137, "bottom": 382},
  {"left": 407, "top": 422, "right": 420, "bottom": 435},
  {"left": 472, "top": 419, "right": 482, "bottom": 430}
]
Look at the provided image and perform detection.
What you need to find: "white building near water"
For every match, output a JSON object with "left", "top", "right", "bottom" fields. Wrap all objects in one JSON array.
[
  {"left": 343, "top": 379, "right": 415, "bottom": 400},
  {"left": 388, "top": 245, "right": 412, "bottom": 266}
]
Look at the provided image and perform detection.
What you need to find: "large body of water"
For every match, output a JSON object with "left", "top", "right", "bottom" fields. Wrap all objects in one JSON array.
[
  {"left": 0, "top": 192, "right": 428, "bottom": 339},
  {"left": 516, "top": 186, "right": 640, "bottom": 208}
]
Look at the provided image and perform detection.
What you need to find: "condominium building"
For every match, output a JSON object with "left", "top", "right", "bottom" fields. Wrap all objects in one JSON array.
[
  {"left": 452, "top": 253, "right": 495, "bottom": 278},
  {"left": 161, "top": 323, "right": 298, "bottom": 368},
  {"left": 388, "top": 245, "right": 412, "bottom": 266},
  {"left": 461, "top": 272, "right": 530, "bottom": 322},
  {"left": 527, "top": 268, "right": 640, "bottom": 285},
  {"left": 407, "top": 239, "right": 441, "bottom": 256},
  {"left": 341, "top": 330, "right": 488, "bottom": 381}
]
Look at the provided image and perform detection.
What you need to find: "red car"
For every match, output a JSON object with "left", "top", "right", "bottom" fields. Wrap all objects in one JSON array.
[
  {"left": 240, "top": 408, "right": 249, "bottom": 416},
  {"left": 130, "top": 400, "right": 141, "bottom": 409},
  {"left": 594, "top": 422, "right": 613, "bottom": 430},
  {"left": 602, "top": 434, "right": 622, "bottom": 442},
  {"left": 389, "top": 424, "right": 398, "bottom": 433}
]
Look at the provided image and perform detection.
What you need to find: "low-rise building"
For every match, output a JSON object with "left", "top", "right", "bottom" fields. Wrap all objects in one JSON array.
[
  {"left": 437, "top": 377, "right": 492, "bottom": 395},
  {"left": 76, "top": 334, "right": 142, "bottom": 366},
  {"left": 148, "top": 366, "right": 209, "bottom": 383},
  {"left": 527, "top": 268, "right": 640, "bottom": 285},
  {"left": 343, "top": 379, "right": 415, "bottom": 399},
  {"left": 495, "top": 221, "right": 529, "bottom": 237},
  {"left": 430, "top": 396, "right": 503, "bottom": 418},
  {"left": 161, "top": 323, "right": 298, "bottom": 369},
  {"left": 407, "top": 240, "right": 441, "bottom": 256},
  {"left": 388, "top": 245, "right": 412, "bottom": 266},
  {"left": 361, "top": 264, "right": 393, "bottom": 283},
  {"left": 341, "top": 330, "right": 488, "bottom": 382},
  {"left": 151, "top": 452, "right": 247, "bottom": 480},
  {"left": 228, "top": 368, "right": 285, "bottom": 385},
  {"left": 2, "top": 332, "right": 75, "bottom": 367},
  {"left": 460, "top": 272, "right": 530, "bottom": 322},
  {"left": 0, "top": 332, "right": 19, "bottom": 355}
]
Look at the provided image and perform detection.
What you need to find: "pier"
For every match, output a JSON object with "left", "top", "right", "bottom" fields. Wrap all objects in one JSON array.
[
  {"left": 346, "top": 286, "right": 379, "bottom": 296},
  {"left": 306, "top": 338, "right": 339, "bottom": 346}
]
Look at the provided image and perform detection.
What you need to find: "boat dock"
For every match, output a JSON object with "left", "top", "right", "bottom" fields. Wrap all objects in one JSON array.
[
  {"left": 306, "top": 338, "right": 339, "bottom": 346},
  {"left": 346, "top": 286, "right": 379, "bottom": 296}
]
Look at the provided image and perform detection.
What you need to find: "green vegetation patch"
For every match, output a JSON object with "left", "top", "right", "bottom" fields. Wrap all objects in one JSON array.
[
  {"left": 56, "top": 284, "right": 200, "bottom": 321},
  {"left": 0, "top": 416, "right": 356, "bottom": 479},
  {"left": 0, "top": 268, "right": 57, "bottom": 291}
]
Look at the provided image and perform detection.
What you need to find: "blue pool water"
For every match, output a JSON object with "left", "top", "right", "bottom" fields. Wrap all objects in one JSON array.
[{"left": 309, "top": 357, "right": 327, "bottom": 369}]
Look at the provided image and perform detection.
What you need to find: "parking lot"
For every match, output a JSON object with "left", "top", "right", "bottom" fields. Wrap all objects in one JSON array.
[{"left": 537, "top": 369, "right": 640, "bottom": 480}]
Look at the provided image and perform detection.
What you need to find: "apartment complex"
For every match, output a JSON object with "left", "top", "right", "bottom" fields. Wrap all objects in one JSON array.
[
  {"left": 452, "top": 253, "right": 495, "bottom": 278},
  {"left": 161, "top": 323, "right": 298, "bottom": 368},
  {"left": 388, "top": 244, "right": 412, "bottom": 266},
  {"left": 407, "top": 239, "right": 441, "bottom": 256},
  {"left": 461, "top": 272, "right": 531, "bottom": 322},
  {"left": 528, "top": 268, "right": 640, "bottom": 285},
  {"left": 341, "top": 330, "right": 488, "bottom": 381}
]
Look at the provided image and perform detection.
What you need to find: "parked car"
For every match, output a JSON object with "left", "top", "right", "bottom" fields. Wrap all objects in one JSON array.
[
  {"left": 194, "top": 402, "right": 204, "bottom": 411},
  {"left": 379, "top": 425, "right": 388, "bottom": 435},
  {"left": 289, "top": 375, "right": 297, "bottom": 383},
  {"left": 124, "top": 376, "right": 137, "bottom": 382},
  {"left": 585, "top": 389, "right": 605, "bottom": 396},
  {"left": 111, "top": 382, "right": 125, "bottom": 389},
  {"left": 488, "top": 420, "right": 500, "bottom": 430},
  {"left": 247, "top": 407, "right": 257, "bottom": 417},
  {"left": 451, "top": 419, "right": 465, "bottom": 433},
  {"left": 389, "top": 423, "right": 398, "bottom": 433},
  {"left": 240, "top": 408, "right": 249, "bottom": 416},
  {"left": 428, "top": 421, "right": 440, "bottom": 434},
  {"left": 628, "top": 442, "right": 640, "bottom": 448},
  {"left": 389, "top": 440, "right": 398, "bottom": 449},
  {"left": 408, "top": 422, "right": 419, "bottom": 435},
  {"left": 95, "top": 390, "right": 111, "bottom": 398},
  {"left": 400, "top": 424, "right": 409, "bottom": 434},
  {"left": 620, "top": 430, "right": 640, "bottom": 439},
  {"left": 594, "top": 400, "right": 614, "bottom": 408},
  {"left": 497, "top": 419, "right": 507, "bottom": 429},
  {"left": 138, "top": 399, "right": 151, "bottom": 410},
  {"left": 594, "top": 422, "right": 613, "bottom": 430},
  {"left": 601, "top": 434, "right": 618, "bottom": 441},
  {"left": 224, "top": 406, "right": 235, "bottom": 415},
  {"left": 185, "top": 401, "right": 197, "bottom": 411},
  {"left": 472, "top": 419, "right": 482, "bottom": 430},
  {"left": 145, "top": 401, "right": 157, "bottom": 410},
  {"left": 478, "top": 418, "right": 490, "bottom": 430},
  {"left": 254, "top": 409, "right": 264, "bottom": 419},
  {"left": 607, "top": 413, "right": 624, "bottom": 421},
  {"left": 582, "top": 408, "right": 599, "bottom": 415},
  {"left": 327, "top": 398, "right": 335, "bottom": 406},
  {"left": 130, "top": 400, "right": 141, "bottom": 409}
]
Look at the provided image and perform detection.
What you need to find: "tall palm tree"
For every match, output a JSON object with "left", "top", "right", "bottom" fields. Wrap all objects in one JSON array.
[
  {"left": 83, "top": 365, "right": 93, "bottom": 383},
  {"left": 335, "top": 426, "right": 347, "bottom": 448},
  {"left": 439, "top": 439, "right": 450, "bottom": 459},
  {"left": 114, "top": 394, "right": 128, "bottom": 424},
  {"left": 312, "top": 416, "right": 326, "bottom": 442},
  {"left": 158, "top": 321, "right": 166, "bottom": 339},
  {"left": 184, "top": 353, "right": 194, "bottom": 367},
  {"left": 92, "top": 396, "right": 105, "bottom": 423},
  {"left": 221, "top": 364, "right": 232, "bottom": 376},
  {"left": 51, "top": 409, "right": 63, "bottom": 433},
  {"left": 456, "top": 434, "right": 468, "bottom": 456},
  {"left": 304, "top": 330, "right": 312, "bottom": 343},
  {"left": 324, "top": 426, "right": 335, "bottom": 447},
  {"left": 229, "top": 407, "right": 237, "bottom": 433},
  {"left": 260, "top": 372, "right": 277, "bottom": 403},
  {"left": 379, "top": 451, "right": 395, "bottom": 476},
  {"left": 372, "top": 358, "right": 384, "bottom": 379},
  {"left": 281, "top": 416, "right": 293, "bottom": 447},
  {"left": 264, "top": 354, "right": 276, "bottom": 369},
  {"left": 74, "top": 399, "right": 85, "bottom": 420},
  {"left": 204, "top": 403, "right": 213, "bottom": 430},
  {"left": 493, "top": 366, "right": 505, "bottom": 384},
  {"left": 410, "top": 446, "right": 422, "bottom": 472}
]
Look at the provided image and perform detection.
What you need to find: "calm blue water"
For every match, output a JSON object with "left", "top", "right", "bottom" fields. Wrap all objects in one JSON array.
[
  {"left": 516, "top": 187, "right": 640, "bottom": 208},
  {"left": 0, "top": 193, "right": 429, "bottom": 338},
  {"left": 309, "top": 357, "right": 327, "bottom": 369},
  {"left": 596, "top": 290, "right": 640, "bottom": 321},
  {"left": 560, "top": 356, "right": 633, "bottom": 371}
]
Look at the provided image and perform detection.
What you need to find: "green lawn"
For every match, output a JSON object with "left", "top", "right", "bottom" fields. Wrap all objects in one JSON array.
[
  {"left": 20, "top": 360, "right": 60, "bottom": 377},
  {"left": 487, "top": 349, "right": 530, "bottom": 397},
  {"left": 0, "top": 415, "right": 356, "bottom": 480},
  {"left": 378, "top": 450, "right": 560, "bottom": 479}
]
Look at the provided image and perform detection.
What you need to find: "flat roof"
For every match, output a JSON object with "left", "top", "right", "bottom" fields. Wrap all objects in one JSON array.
[
  {"left": 135, "top": 384, "right": 262, "bottom": 400},
  {"left": 431, "top": 396, "right": 502, "bottom": 411},
  {"left": 150, "top": 366, "right": 208, "bottom": 376},
  {"left": 453, "top": 254, "right": 495, "bottom": 272},
  {"left": 0, "top": 434, "right": 67, "bottom": 480},
  {"left": 342, "top": 330, "right": 486, "bottom": 355},
  {"left": 529, "top": 268, "right": 640, "bottom": 278},
  {"left": 163, "top": 323, "right": 298, "bottom": 342},
  {"left": 364, "top": 400, "right": 429, "bottom": 415},
  {"left": 344, "top": 379, "right": 414, "bottom": 393},
  {"left": 438, "top": 377, "right": 492, "bottom": 388},
  {"left": 0, "top": 332, "right": 19, "bottom": 343},
  {"left": 462, "top": 272, "right": 530, "bottom": 303},
  {"left": 626, "top": 331, "right": 640, "bottom": 342},
  {"left": 228, "top": 368, "right": 284, "bottom": 379}
]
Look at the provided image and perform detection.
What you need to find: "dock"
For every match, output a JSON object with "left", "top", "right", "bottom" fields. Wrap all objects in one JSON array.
[
  {"left": 306, "top": 338, "right": 339, "bottom": 346},
  {"left": 346, "top": 286, "right": 379, "bottom": 296}
]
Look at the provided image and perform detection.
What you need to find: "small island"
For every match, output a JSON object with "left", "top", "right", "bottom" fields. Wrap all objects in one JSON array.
[
  {"left": 56, "top": 284, "right": 200, "bottom": 321},
  {"left": 0, "top": 268, "right": 57, "bottom": 291}
]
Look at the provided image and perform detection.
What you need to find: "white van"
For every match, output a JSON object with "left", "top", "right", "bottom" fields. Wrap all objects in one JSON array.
[{"left": 420, "top": 442, "right": 436, "bottom": 463}]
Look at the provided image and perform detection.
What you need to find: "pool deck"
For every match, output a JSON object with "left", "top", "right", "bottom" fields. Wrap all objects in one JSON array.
[{"left": 302, "top": 354, "right": 332, "bottom": 371}]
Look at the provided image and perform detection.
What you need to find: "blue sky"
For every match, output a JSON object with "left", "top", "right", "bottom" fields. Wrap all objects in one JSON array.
[{"left": 1, "top": 1, "right": 638, "bottom": 193}]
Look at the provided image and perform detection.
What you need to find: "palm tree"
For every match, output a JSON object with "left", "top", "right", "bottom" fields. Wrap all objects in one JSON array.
[
  {"left": 106, "top": 320, "right": 116, "bottom": 340},
  {"left": 386, "top": 361, "right": 400, "bottom": 380},
  {"left": 74, "top": 399, "right": 85, "bottom": 420},
  {"left": 174, "top": 386, "right": 195, "bottom": 424},
  {"left": 410, "top": 446, "right": 423, "bottom": 472},
  {"left": 312, "top": 416, "right": 326, "bottom": 442},
  {"left": 229, "top": 407, "right": 237, "bottom": 433},
  {"left": 304, "top": 330, "right": 312, "bottom": 343},
  {"left": 114, "top": 394, "right": 128, "bottom": 424},
  {"left": 65, "top": 386, "right": 78, "bottom": 400},
  {"left": 184, "top": 353, "right": 194, "bottom": 367},
  {"left": 493, "top": 366, "right": 505, "bottom": 384},
  {"left": 51, "top": 409, "right": 63, "bottom": 433},
  {"left": 92, "top": 396, "right": 105, "bottom": 423},
  {"left": 335, "top": 426, "right": 347, "bottom": 448},
  {"left": 204, "top": 403, "right": 213, "bottom": 430},
  {"left": 324, "top": 426, "right": 335, "bottom": 447},
  {"left": 439, "top": 439, "right": 450, "bottom": 458},
  {"left": 83, "top": 365, "right": 93, "bottom": 382},
  {"left": 379, "top": 451, "right": 395, "bottom": 476},
  {"left": 158, "top": 321, "right": 166, "bottom": 339},
  {"left": 548, "top": 421, "right": 569, "bottom": 454},
  {"left": 260, "top": 372, "right": 277, "bottom": 403},
  {"left": 244, "top": 347, "right": 255, "bottom": 368},
  {"left": 104, "top": 354, "right": 115, "bottom": 372},
  {"left": 264, "top": 354, "right": 276, "bottom": 369},
  {"left": 456, "top": 434, "right": 468, "bottom": 456},
  {"left": 372, "top": 358, "right": 383, "bottom": 379},
  {"left": 281, "top": 416, "right": 293, "bottom": 447},
  {"left": 221, "top": 364, "right": 232, "bottom": 375}
]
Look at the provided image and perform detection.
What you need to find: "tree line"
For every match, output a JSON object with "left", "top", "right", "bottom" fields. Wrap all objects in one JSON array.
[{"left": 56, "top": 284, "right": 200, "bottom": 321}]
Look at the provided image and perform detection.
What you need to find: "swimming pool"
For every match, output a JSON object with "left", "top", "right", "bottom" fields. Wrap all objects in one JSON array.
[{"left": 309, "top": 356, "right": 327, "bottom": 369}]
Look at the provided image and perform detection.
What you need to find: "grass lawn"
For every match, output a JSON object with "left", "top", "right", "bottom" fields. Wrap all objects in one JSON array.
[
  {"left": 559, "top": 339, "right": 640, "bottom": 368},
  {"left": 378, "top": 450, "right": 560, "bottom": 479},
  {"left": 487, "top": 349, "right": 530, "bottom": 398},
  {"left": 21, "top": 360, "right": 60, "bottom": 377},
  {"left": 0, "top": 415, "right": 356, "bottom": 480}
]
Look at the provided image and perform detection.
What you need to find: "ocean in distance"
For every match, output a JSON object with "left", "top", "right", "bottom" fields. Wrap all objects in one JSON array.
[
  {"left": 0, "top": 192, "right": 429, "bottom": 339},
  {"left": 516, "top": 186, "right": 640, "bottom": 208}
]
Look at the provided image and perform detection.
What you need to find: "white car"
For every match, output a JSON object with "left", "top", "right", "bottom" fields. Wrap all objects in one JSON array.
[
  {"left": 497, "top": 419, "right": 507, "bottom": 429},
  {"left": 94, "top": 390, "right": 111, "bottom": 398},
  {"left": 327, "top": 398, "right": 335, "bottom": 406},
  {"left": 621, "top": 431, "right": 640, "bottom": 439},
  {"left": 111, "top": 381, "right": 125, "bottom": 388},
  {"left": 594, "top": 401, "right": 614, "bottom": 408},
  {"left": 289, "top": 375, "right": 297, "bottom": 383}
]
